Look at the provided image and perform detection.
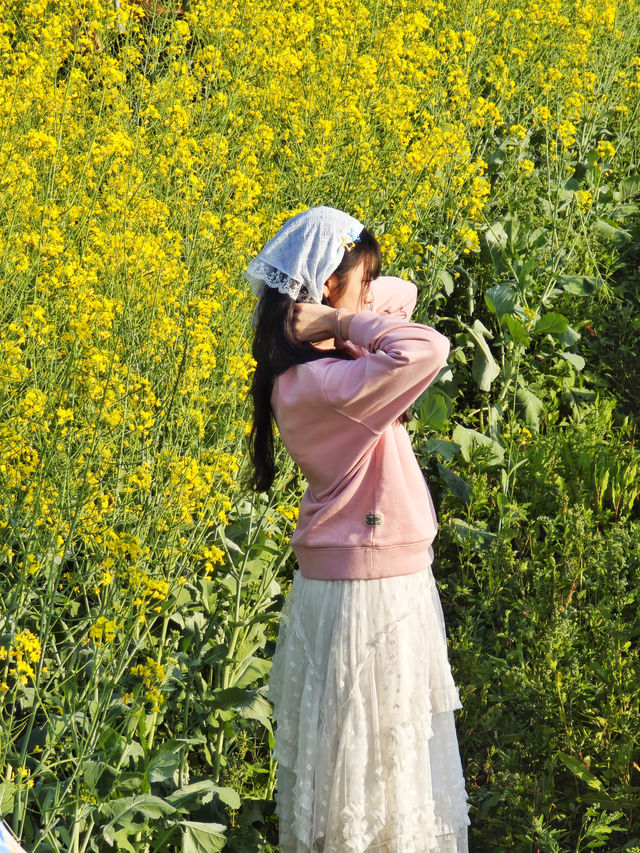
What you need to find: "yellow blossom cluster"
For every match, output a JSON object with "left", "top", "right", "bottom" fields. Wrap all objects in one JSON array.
[
  {"left": 0, "top": 630, "right": 43, "bottom": 686},
  {"left": 89, "top": 616, "right": 119, "bottom": 644},
  {"left": 277, "top": 504, "right": 299, "bottom": 523},
  {"left": 130, "top": 656, "right": 167, "bottom": 711},
  {"left": 575, "top": 190, "right": 594, "bottom": 212},
  {"left": 0, "top": 0, "right": 637, "bottom": 625}
]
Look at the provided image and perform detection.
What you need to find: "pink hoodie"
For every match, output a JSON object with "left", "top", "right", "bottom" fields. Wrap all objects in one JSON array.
[{"left": 271, "top": 277, "right": 450, "bottom": 580}]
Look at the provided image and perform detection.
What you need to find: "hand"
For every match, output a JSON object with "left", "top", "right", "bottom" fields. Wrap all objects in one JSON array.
[{"left": 292, "top": 303, "right": 337, "bottom": 343}]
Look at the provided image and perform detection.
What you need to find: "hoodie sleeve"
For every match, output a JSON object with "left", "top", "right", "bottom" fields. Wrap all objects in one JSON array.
[
  {"left": 367, "top": 276, "right": 418, "bottom": 319},
  {"left": 321, "top": 309, "right": 450, "bottom": 434}
]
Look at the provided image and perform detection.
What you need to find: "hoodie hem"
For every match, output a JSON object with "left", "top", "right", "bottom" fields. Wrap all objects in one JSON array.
[{"left": 293, "top": 541, "right": 433, "bottom": 580}]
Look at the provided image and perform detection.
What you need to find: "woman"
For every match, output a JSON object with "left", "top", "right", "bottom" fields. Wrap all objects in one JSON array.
[{"left": 245, "top": 207, "right": 470, "bottom": 853}]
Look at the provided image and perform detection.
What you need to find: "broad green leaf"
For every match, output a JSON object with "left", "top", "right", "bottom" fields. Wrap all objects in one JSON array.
[
  {"left": 450, "top": 518, "right": 497, "bottom": 548},
  {"left": 515, "top": 386, "right": 544, "bottom": 430},
  {"left": 533, "top": 312, "right": 569, "bottom": 336},
  {"left": 424, "top": 438, "right": 461, "bottom": 460},
  {"left": 99, "top": 794, "right": 177, "bottom": 825},
  {"left": 237, "top": 693, "right": 274, "bottom": 731},
  {"left": 115, "top": 772, "right": 145, "bottom": 796},
  {"left": 504, "top": 314, "right": 531, "bottom": 346},
  {"left": 487, "top": 403, "right": 504, "bottom": 445},
  {"left": 233, "top": 657, "right": 272, "bottom": 689},
  {"left": 418, "top": 386, "right": 454, "bottom": 430},
  {"left": 147, "top": 747, "right": 181, "bottom": 784},
  {"left": 167, "top": 781, "right": 240, "bottom": 811},
  {"left": 486, "top": 148, "right": 506, "bottom": 173},
  {"left": 181, "top": 821, "right": 227, "bottom": 853},
  {"left": 83, "top": 760, "right": 118, "bottom": 795},
  {"left": 237, "top": 797, "right": 275, "bottom": 827},
  {"left": 435, "top": 268, "right": 454, "bottom": 295},
  {"left": 203, "top": 643, "right": 229, "bottom": 665},
  {"left": 113, "top": 828, "right": 137, "bottom": 853},
  {"left": 217, "top": 574, "right": 238, "bottom": 596},
  {"left": 527, "top": 227, "right": 548, "bottom": 249},
  {"left": 481, "top": 222, "right": 509, "bottom": 273},
  {"left": 556, "top": 275, "right": 601, "bottom": 296},
  {"left": 617, "top": 175, "right": 640, "bottom": 200},
  {"left": 608, "top": 203, "right": 639, "bottom": 219},
  {"left": 484, "top": 284, "right": 517, "bottom": 318},
  {"left": 452, "top": 425, "right": 505, "bottom": 466},
  {"left": 558, "top": 326, "right": 581, "bottom": 347},
  {"left": 436, "top": 462, "right": 471, "bottom": 505},
  {"left": 211, "top": 686, "right": 258, "bottom": 711},
  {"left": 235, "top": 629, "right": 266, "bottom": 662},
  {"left": 513, "top": 256, "right": 537, "bottom": 287},
  {"left": 121, "top": 741, "right": 145, "bottom": 766},
  {"left": 557, "top": 752, "right": 605, "bottom": 791},
  {"left": 503, "top": 213, "right": 521, "bottom": 249},
  {"left": 558, "top": 351, "right": 585, "bottom": 371},
  {"left": 0, "top": 782, "right": 15, "bottom": 817},
  {"left": 560, "top": 389, "right": 597, "bottom": 410},
  {"left": 466, "top": 320, "right": 500, "bottom": 391},
  {"left": 593, "top": 219, "right": 632, "bottom": 247}
]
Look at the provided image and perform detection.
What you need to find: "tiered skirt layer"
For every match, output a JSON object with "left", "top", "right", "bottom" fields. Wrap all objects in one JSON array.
[{"left": 267, "top": 566, "right": 471, "bottom": 853}]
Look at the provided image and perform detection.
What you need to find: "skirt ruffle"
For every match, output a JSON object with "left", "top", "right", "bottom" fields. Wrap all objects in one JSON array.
[{"left": 267, "top": 566, "right": 471, "bottom": 853}]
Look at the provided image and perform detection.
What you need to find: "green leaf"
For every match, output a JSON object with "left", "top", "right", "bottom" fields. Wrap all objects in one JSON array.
[
  {"left": 181, "top": 821, "right": 227, "bottom": 853},
  {"left": 237, "top": 693, "right": 274, "bottom": 731},
  {"left": 593, "top": 219, "right": 632, "bottom": 247},
  {"left": 504, "top": 314, "right": 531, "bottom": 346},
  {"left": 100, "top": 794, "right": 177, "bottom": 827},
  {"left": 486, "top": 148, "right": 506, "bottom": 173},
  {"left": 211, "top": 686, "right": 258, "bottom": 712},
  {"left": 113, "top": 828, "right": 138, "bottom": 853},
  {"left": 607, "top": 203, "right": 639, "bottom": 219},
  {"left": 418, "top": 386, "right": 454, "bottom": 430},
  {"left": 0, "top": 782, "right": 16, "bottom": 817},
  {"left": 527, "top": 227, "right": 548, "bottom": 250},
  {"left": 533, "top": 312, "right": 569, "bottom": 336},
  {"left": 202, "top": 643, "right": 229, "bottom": 665},
  {"left": 147, "top": 747, "right": 181, "bottom": 784},
  {"left": 487, "top": 403, "right": 504, "bottom": 445},
  {"left": 115, "top": 772, "right": 145, "bottom": 796},
  {"left": 481, "top": 222, "right": 509, "bottom": 274},
  {"left": 515, "top": 386, "right": 544, "bottom": 430},
  {"left": 558, "top": 326, "right": 581, "bottom": 347},
  {"left": 558, "top": 351, "right": 585, "bottom": 371},
  {"left": 484, "top": 284, "right": 517, "bottom": 318},
  {"left": 436, "top": 462, "right": 471, "bottom": 505},
  {"left": 452, "top": 425, "right": 505, "bottom": 466},
  {"left": 167, "top": 782, "right": 240, "bottom": 811},
  {"left": 503, "top": 213, "right": 521, "bottom": 249},
  {"left": 466, "top": 320, "right": 500, "bottom": 391},
  {"left": 121, "top": 740, "right": 145, "bottom": 767},
  {"left": 83, "top": 760, "right": 118, "bottom": 796},
  {"left": 424, "top": 438, "right": 461, "bottom": 461},
  {"left": 450, "top": 518, "right": 497, "bottom": 548},
  {"left": 556, "top": 275, "right": 601, "bottom": 296},
  {"left": 617, "top": 175, "right": 640, "bottom": 201},
  {"left": 435, "top": 268, "right": 454, "bottom": 296},
  {"left": 557, "top": 752, "right": 605, "bottom": 791},
  {"left": 233, "top": 657, "right": 272, "bottom": 689}
]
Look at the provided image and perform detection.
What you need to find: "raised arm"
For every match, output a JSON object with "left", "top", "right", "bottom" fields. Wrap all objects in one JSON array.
[
  {"left": 366, "top": 276, "right": 418, "bottom": 319},
  {"left": 321, "top": 309, "right": 450, "bottom": 434}
]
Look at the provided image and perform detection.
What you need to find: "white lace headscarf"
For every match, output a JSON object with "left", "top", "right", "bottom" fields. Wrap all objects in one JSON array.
[{"left": 244, "top": 206, "right": 364, "bottom": 325}]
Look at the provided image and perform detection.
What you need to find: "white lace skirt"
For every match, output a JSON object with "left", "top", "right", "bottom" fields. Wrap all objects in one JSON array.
[{"left": 267, "top": 565, "right": 471, "bottom": 853}]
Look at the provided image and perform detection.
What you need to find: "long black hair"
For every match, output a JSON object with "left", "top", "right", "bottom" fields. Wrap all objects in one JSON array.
[{"left": 248, "top": 227, "right": 381, "bottom": 492}]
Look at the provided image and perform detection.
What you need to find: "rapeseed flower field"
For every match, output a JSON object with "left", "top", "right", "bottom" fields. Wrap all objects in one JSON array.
[{"left": 1, "top": 0, "right": 639, "bottom": 849}]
